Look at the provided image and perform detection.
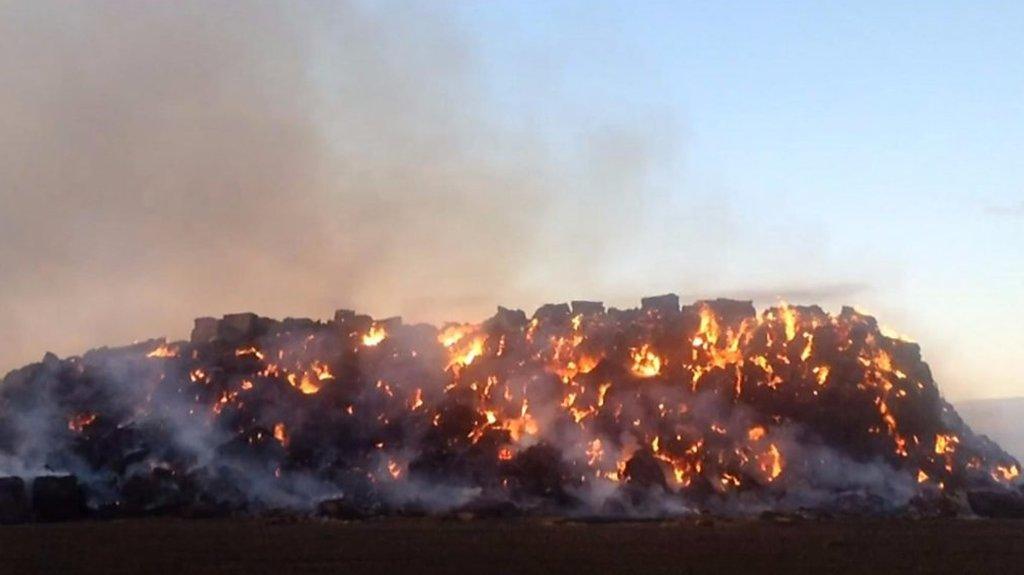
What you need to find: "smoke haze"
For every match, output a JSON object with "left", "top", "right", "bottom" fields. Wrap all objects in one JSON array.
[
  {"left": 0, "top": 1, "right": 551, "bottom": 369},
  {"left": 0, "top": 1, "right": 718, "bottom": 371}
]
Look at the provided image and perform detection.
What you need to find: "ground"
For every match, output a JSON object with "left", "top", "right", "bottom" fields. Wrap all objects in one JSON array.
[{"left": 1, "top": 517, "right": 1022, "bottom": 574}]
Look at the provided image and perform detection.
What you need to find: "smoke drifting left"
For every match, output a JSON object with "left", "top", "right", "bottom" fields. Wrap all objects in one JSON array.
[
  {"left": 0, "top": 1, "right": 586, "bottom": 372},
  {"left": 0, "top": 1, "right": 870, "bottom": 379}
]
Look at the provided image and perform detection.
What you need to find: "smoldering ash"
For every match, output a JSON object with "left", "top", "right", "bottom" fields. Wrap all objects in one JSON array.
[{"left": 1, "top": 295, "right": 1020, "bottom": 520}]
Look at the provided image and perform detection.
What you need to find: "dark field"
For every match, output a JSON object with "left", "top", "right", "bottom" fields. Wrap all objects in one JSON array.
[{"left": 2, "top": 517, "right": 1022, "bottom": 574}]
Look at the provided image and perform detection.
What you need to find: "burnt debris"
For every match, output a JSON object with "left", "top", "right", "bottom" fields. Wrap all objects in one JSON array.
[{"left": 0, "top": 295, "right": 1020, "bottom": 522}]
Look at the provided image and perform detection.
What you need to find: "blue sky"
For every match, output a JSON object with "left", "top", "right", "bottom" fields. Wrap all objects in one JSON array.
[{"left": 445, "top": 2, "right": 1023, "bottom": 398}]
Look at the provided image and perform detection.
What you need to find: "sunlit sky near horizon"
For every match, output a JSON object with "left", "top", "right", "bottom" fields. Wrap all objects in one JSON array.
[{"left": 1, "top": 2, "right": 1021, "bottom": 400}]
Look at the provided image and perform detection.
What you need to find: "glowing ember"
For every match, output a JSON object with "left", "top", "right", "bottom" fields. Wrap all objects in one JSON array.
[
  {"left": 67, "top": 412, "right": 96, "bottom": 433},
  {"left": 273, "top": 422, "right": 289, "bottom": 446}
]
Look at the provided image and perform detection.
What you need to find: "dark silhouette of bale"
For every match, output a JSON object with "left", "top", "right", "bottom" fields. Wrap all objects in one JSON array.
[
  {"left": 641, "top": 294, "right": 679, "bottom": 315},
  {"left": 624, "top": 450, "right": 668, "bottom": 490},
  {"left": 912, "top": 491, "right": 970, "bottom": 518},
  {"left": 490, "top": 306, "right": 528, "bottom": 331},
  {"left": 218, "top": 313, "right": 260, "bottom": 343},
  {"left": 697, "top": 299, "right": 756, "bottom": 325},
  {"left": 316, "top": 496, "right": 381, "bottom": 520},
  {"left": 379, "top": 316, "right": 403, "bottom": 331},
  {"left": 510, "top": 444, "right": 566, "bottom": 499},
  {"left": 120, "top": 469, "right": 189, "bottom": 516},
  {"left": 32, "top": 475, "right": 86, "bottom": 522},
  {"left": 0, "top": 477, "right": 30, "bottom": 524},
  {"left": 332, "top": 309, "right": 366, "bottom": 337},
  {"left": 571, "top": 301, "right": 605, "bottom": 316},
  {"left": 533, "top": 303, "right": 571, "bottom": 324},
  {"left": 967, "top": 488, "right": 1024, "bottom": 518},
  {"left": 453, "top": 494, "right": 520, "bottom": 519},
  {"left": 827, "top": 492, "right": 893, "bottom": 517},
  {"left": 190, "top": 317, "right": 218, "bottom": 344}
]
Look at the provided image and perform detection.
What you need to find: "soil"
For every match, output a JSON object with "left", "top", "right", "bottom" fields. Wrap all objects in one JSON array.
[{"left": 1, "top": 517, "right": 1022, "bottom": 574}]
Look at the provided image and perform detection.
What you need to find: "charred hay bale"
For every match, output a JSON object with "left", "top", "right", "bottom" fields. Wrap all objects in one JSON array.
[
  {"left": 185, "top": 467, "right": 251, "bottom": 514},
  {"left": 826, "top": 492, "right": 894, "bottom": 517},
  {"left": 31, "top": 475, "right": 86, "bottom": 522},
  {"left": 571, "top": 300, "right": 605, "bottom": 316},
  {"left": 490, "top": 306, "right": 528, "bottom": 331},
  {"left": 191, "top": 317, "right": 218, "bottom": 344},
  {"left": 696, "top": 299, "right": 756, "bottom": 327},
  {"left": 331, "top": 309, "right": 357, "bottom": 334},
  {"left": 119, "top": 469, "right": 190, "bottom": 516},
  {"left": 452, "top": 493, "right": 520, "bottom": 519},
  {"left": 346, "top": 314, "right": 374, "bottom": 335},
  {"left": 316, "top": 496, "right": 382, "bottom": 520},
  {"left": 217, "top": 313, "right": 261, "bottom": 344},
  {"left": 378, "top": 316, "right": 403, "bottom": 331},
  {"left": 967, "top": 488, "right": 1024, "bottom": 518},
  {"left": 641, "top": 293, "right": 680, "bottom": 316},
  {"left": 533, "top": 303, "right": 571, "bottom": 325},
  {"left": 624, "top": 449, "right": 669, "bottom": 491},
  {"left": 278, "top": 317, "right": 321, "bottom": 333},
  {"left": 456, "top": 493, "right": 520, "bottom": 515},
  {"left": 217, "top": 427, "right": 288, "bottom": 467},
  {"left": 908, "top": 490, "right": 970, "bottom": 518},
  {"left": 409, "top": 448, "right": 477, "bottom": 484},
  {"left": 0, "top": 477, "right": 30, "bottom": 524},
  {"left": 508, "top": 443, "right": 567, "bottom": 500}
]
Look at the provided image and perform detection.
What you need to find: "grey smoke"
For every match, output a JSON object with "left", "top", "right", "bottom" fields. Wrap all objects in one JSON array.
[
  {"left": 0, "top": 1, "right": 639, "bottom": 371},
  {"left": 0, "top": 1, "right": 861, "bottom": 376}
]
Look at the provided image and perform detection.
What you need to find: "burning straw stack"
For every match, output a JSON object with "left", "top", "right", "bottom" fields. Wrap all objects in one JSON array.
[{"left": 1, "top": 295, "right": 1021, "bottom": 522}]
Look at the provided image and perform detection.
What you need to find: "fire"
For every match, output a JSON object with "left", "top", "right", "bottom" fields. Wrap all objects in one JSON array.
[
  {"left": 596, "top": 382, "right": 612, "bottom": 407},
  {"left": 585, "top": 439, "right": 604, "bottom": 466},
  {"left": 447, "top": 336, "right": 486, "bottom": 370},
  {"left": 812, "top": 365, "right": 830, "bottom": 386},
  {"left": 410, "top": 388, "right": 424, "bottom": 410},
  {"left": 438, "top": 325, "right": 468, "bottom": 347},
  {"left": 696, "top": 306, "right": 720, "bottom": 347},
  {"left": 780, "top": 304, "right": 798, "bottom": 342},
  {"left": 387, "top": 460, "right": 402, "bottom": 479},
  {"left": 235, "top": 346, "right": 265, "bottom": 360},
  {"left": 68, "top": 412, "right": 96, "bottom": 433},
  {"left": 760, "top": 443, "right": 783, "bottom": 481},
  {"left": 288, "top": 371, "right": 322, "bottom": 395},
  {"left": 311, "top": 361, "right": 334, "bottom": 381},
  {"left": 576, "top": 354, "right": 599, "bottom": 374},
  {"left": 935, "top": 434, "right": 959, "bottom": 455},
  {"left": 273, "top": 422, "right": 289, "bottom": 446},
  {"left": 993, "top": 464, "right": 1020, "bottom": 482},
  {"left": 630, "top": 345, "right": 662, "bottom": 377},
  {"left": 146, "top": 344, "right": 178, "bottom": 358},
  {"left": 362, "top": 325, "right": 387, "bottom": 346}
]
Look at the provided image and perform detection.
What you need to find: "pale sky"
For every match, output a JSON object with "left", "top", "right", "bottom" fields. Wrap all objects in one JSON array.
[{"left": 1, "top": 1, "right": 1021, "bottom": 400}]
